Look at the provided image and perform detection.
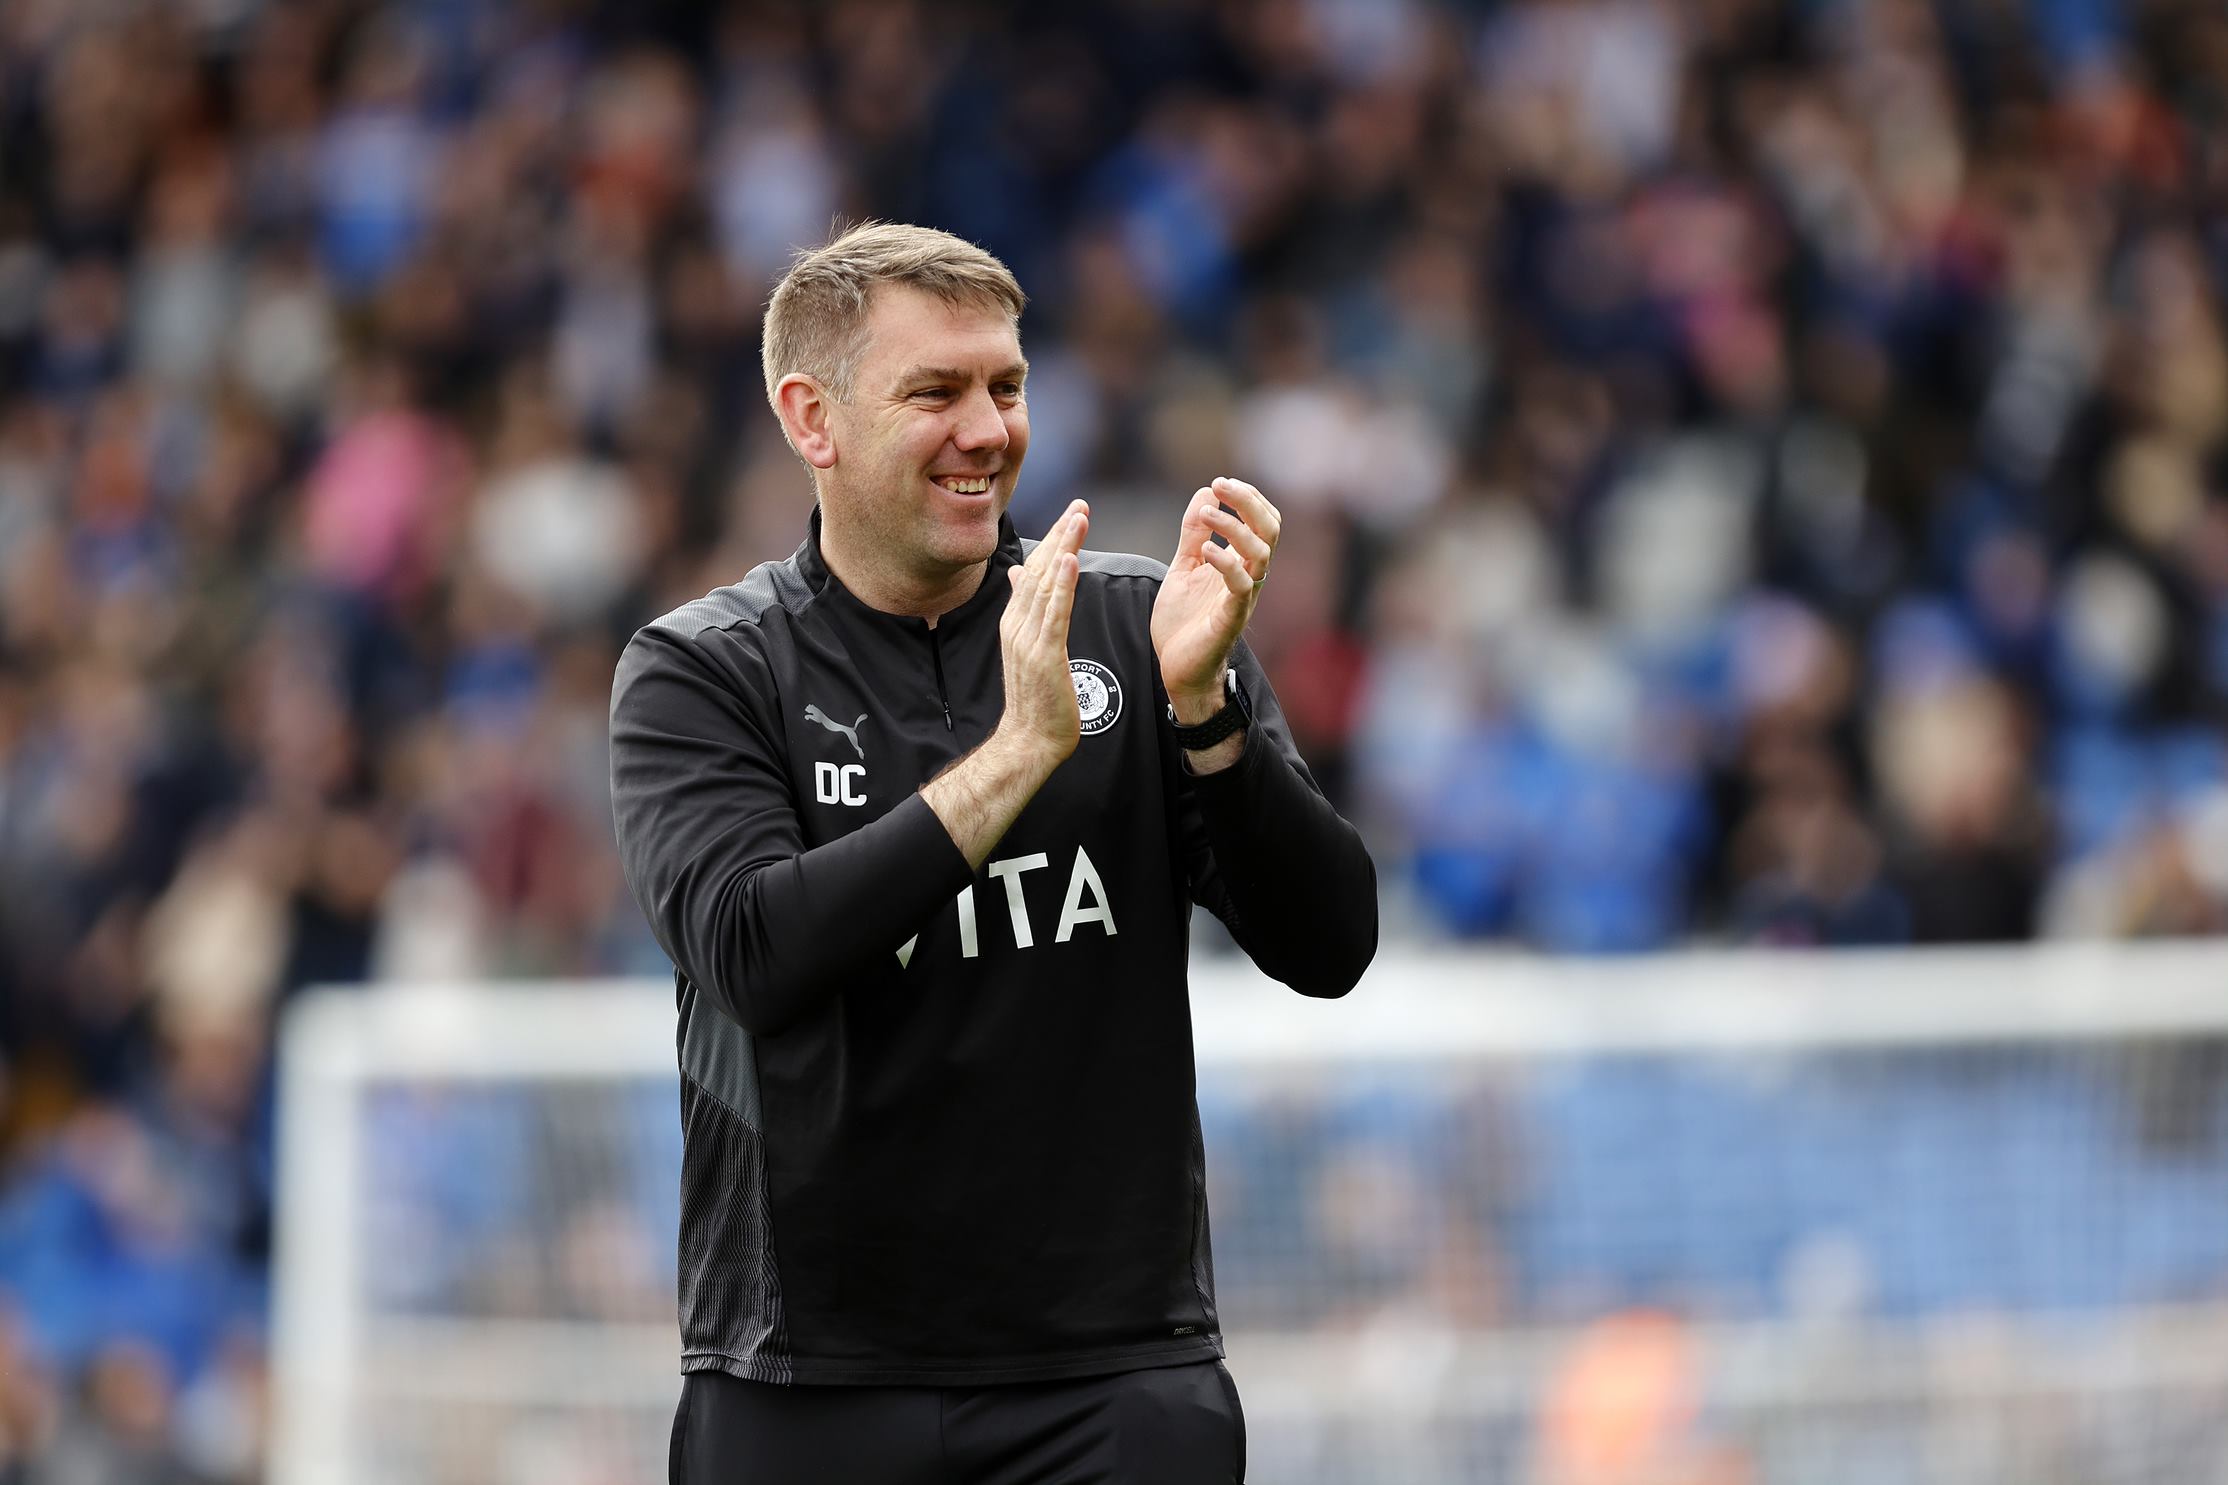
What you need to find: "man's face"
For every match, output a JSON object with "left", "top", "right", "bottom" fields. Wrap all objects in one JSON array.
[{"left": 820, "top": 284, "right": 1030, "bottom": 579}]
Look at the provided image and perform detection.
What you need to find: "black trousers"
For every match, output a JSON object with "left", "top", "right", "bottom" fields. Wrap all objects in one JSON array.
[{"left": 671, "top": 1359, "right": 1247, "bottom": 1485}]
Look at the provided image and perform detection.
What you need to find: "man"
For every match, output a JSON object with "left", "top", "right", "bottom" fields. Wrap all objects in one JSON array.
[{"left": 610, "top": 223, "right": 1377, "bottom": 1484}]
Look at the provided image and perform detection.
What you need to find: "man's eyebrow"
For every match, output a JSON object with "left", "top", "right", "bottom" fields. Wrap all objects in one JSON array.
[{"left": 896, "top": 360, "right": 1031, "bottom": 386}]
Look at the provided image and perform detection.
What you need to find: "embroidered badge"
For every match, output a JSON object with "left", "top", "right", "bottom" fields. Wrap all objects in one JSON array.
[{"left": 1069, "top": 659, "right": 1122, "bottom": 736}]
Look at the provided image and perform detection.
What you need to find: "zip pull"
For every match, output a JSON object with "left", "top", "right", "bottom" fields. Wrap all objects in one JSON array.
[{"left": 926, "top": 625, "right": 954, "bottom": 731}]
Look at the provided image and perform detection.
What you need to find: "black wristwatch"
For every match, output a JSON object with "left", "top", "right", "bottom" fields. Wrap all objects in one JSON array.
[{"left": 1167, "top": 669, "right": 1249, "bottom": 751}]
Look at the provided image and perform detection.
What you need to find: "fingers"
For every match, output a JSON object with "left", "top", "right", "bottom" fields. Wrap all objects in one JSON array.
[
  {"left": 1200, "top": 506, "right": 1272, "bottom": 575},
  {"left": 1032, "top": 500, "right": 1089, "bottom": 574},
  {"left": 1177, "top": 486, "right": 1217, "bottom": 556},
  {"left": 1055, "top": 500, "right": 1090, "bottom": 557},
  {"left": 1009, "top": 503, "right": 1085, "bottom": 645},
  {"left": 1045, "top": 505, "right": 1086, "bottom": 627},
  {"left": 1182, "top": 476, "right": 1279, "bottom": 583},
  {"left": 1016, "top": 545, "right": 1052, "bottom": 634},
  {"left": 1010, "top": 502, "right": 1083, "bottom": 623},
  {"left": 1201, "top": 538, "right": 1256, "bottom": 597},
  {"left": 1038, "top": 550, "right": 1079, "bottom": 645},
  {"left": 1210, "top": 476, "right": 1282, "bottom": 550}
]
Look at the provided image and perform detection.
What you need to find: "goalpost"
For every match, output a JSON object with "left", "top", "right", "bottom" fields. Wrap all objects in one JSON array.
[{"left": 271, "top": 943, "right": 2228, "bottom": 1485}]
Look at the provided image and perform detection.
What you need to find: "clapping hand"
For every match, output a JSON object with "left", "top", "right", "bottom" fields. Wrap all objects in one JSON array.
[
  {"left": 998, "top": 499, "right": 1091, "bottom": 764},
  {"left": 1151, "top": 477, "right": 1280, "bottom": 719}
]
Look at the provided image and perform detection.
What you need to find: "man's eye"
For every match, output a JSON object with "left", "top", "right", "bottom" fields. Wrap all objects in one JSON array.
[
  {"left": 994, "top": 383, "right": 1023, "bottom": 398},
  {"left": 912, "top": 388, "right": 951, "bottom": 401}
]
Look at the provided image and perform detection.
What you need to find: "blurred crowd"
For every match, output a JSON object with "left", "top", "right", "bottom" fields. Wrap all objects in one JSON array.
[{"left": 1, "top": 0, "right": 2227, "bottom": 1476}]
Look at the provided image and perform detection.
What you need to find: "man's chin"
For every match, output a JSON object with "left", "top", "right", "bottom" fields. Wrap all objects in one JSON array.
[{"left": 932, "top": 499, "right": 1006, "bottom": 557}]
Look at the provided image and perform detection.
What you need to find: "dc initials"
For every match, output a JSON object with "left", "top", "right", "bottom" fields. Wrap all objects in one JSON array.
[{"left": 815, "top": 761, "right": 867, "bottom": 806}]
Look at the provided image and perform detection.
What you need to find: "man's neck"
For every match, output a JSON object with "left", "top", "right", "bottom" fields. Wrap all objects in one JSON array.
[{"left": 818, "top": 523, "right": 988, "bottom": 626}]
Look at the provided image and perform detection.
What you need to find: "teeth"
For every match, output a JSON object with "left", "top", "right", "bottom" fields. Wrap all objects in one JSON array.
[{"left": 940, "top": 477, "right": 991, "bottom": 494}]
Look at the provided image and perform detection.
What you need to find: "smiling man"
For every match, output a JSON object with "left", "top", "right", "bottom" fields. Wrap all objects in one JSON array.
[{"left": 610, "top": 223, "right": 1377, "bottom": 1484}]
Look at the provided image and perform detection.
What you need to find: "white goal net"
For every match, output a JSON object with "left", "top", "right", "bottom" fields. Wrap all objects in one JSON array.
[{"left": 271, "top": 944, "right": 2228, "bottom": 1485}]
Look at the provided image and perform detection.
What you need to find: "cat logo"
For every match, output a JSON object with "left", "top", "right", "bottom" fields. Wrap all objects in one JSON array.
[
  {"left": 806, "top": 705, "right": 868, "bottom": 806},
  {"left": 805, "top": 704, "right": 866, "bottom": 759}
]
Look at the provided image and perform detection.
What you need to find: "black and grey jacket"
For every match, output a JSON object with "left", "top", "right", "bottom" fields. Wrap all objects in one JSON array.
[{"left": 609, "top": 509, "right": 1377, "bottom": 1387}]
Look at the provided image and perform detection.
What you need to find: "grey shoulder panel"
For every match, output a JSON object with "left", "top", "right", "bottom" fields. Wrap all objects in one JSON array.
[
  {"left": 647, "top": 558, "right": 812, "bottom": 640},
  {"left": 1077, "top": 548, "right": 1169, "bottom": 582}
]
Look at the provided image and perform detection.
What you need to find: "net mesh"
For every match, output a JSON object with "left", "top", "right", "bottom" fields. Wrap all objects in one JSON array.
[
  {"left": 272, "top": 956, "right": 2228, "bottom": 1485},
  {"left": 1207, "top": 1044, "right": 2228, "bottom": 1484},
  {"left": 350, "top": 1078, "right": 678, "bottom": 1485}
]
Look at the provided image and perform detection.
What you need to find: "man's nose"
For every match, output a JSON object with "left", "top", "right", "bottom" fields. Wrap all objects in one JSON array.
[{"left": 951, "top": 386, "right": 1009, "bottom": 452}]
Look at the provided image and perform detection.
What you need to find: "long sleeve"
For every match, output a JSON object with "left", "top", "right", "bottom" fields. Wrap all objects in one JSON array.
[
  {"left": 609, "top": 625, "right": 973, "bottom": 1037},
  {"left": 1177, "top": 639, "right": 1378, "bottom": 997}
]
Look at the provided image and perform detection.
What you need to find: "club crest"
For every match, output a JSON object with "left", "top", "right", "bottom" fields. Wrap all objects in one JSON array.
[{"left": 1069, "top": 659, "right": 1122, "bottom": 736}]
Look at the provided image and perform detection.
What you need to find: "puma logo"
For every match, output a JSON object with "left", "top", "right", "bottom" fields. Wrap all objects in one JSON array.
[{"left": 804, "top": 705, "right": 867, "bottom": 760}]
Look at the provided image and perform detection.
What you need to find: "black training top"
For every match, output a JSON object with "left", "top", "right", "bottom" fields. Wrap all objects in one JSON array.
[{"left": 609, "top": 509, "right": 1377, "bottom": 1387}]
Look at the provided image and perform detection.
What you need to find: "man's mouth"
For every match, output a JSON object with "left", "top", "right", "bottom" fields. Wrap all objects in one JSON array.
[{"left": 933, "top": 475, "right": 995, "bottom": 495}]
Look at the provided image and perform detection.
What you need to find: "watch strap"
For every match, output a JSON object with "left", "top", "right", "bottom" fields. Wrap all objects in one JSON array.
[{"left": 1167, "top": 670, "right": 1248, "bottom": 750}]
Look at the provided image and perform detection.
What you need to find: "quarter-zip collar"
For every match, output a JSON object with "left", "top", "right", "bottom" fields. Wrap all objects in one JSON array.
[{"left": 797, "top": 504, "right": 1024, "bottom": 637}]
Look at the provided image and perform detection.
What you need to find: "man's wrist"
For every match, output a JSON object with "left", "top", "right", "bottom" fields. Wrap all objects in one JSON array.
[
  {"left": 1166, "top": 669, "right": 1248, "bottom": 775},
  {"left": 924, "top": 722, "right": 1069, "bottom": 870},
  {"left": 1166, "top": 669, "right": 1230, "bottom": 726},
  {"left": 983, "top": 720, "right": 1070, "bottom": 781}
]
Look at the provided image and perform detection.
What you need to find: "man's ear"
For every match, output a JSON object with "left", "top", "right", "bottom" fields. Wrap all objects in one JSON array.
[{"left": 774, "top": 374, "right": 839, "bottom": 470}]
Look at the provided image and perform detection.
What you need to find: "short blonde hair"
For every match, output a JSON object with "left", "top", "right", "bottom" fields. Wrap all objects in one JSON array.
[{"left": 761, "top": 222, "right": 1026, "bottom": 408}]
